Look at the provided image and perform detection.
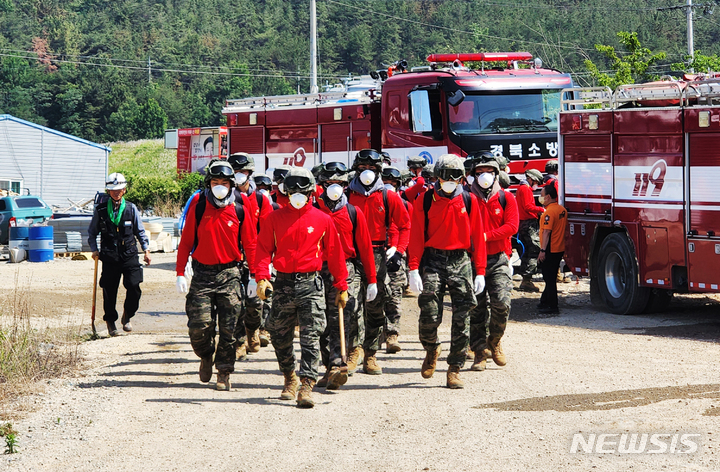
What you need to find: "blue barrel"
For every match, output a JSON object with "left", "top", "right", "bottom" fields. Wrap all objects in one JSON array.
[
  {"left": 28, "top": 226, "right": 54, "bottom": 262},
  {"left": 9, "top": 226, "right": 30, "bottom": 250}
]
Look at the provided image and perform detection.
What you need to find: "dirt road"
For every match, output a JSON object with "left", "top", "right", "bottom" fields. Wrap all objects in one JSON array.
[{"left": 1, "top": 254, "right": 719, "bottom": 471}]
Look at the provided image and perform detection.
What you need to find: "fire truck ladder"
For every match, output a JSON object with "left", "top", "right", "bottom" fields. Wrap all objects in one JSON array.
[
  {"left": 560, "top": 87, "right": 613, "bottom": 110},
  {"left": 224, "top": 91, "right": 372, "bottom": 112},
  {"left": 614, "top": 81, "right": 686, "bottom": 107}
]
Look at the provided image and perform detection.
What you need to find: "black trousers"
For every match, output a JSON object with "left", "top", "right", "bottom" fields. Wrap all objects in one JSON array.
[
  {"left": 99, "top": 259, "right": 143, "bottom": 322},
  {"left": 540, "top": 251, "right": 564, "bottom": 309}
]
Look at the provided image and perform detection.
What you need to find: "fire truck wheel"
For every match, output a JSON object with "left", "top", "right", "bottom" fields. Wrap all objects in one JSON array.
[
  {"left": 595, "top": 233, "right": 650, "bottom": 315},
  {"left": 643, "top": 289, "right": 673, "bottom": 314}
]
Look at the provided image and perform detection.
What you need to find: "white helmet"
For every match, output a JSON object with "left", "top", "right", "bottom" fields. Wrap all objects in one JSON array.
[{"left": 106, "top": 173, "right": 127, "bottom": 190}]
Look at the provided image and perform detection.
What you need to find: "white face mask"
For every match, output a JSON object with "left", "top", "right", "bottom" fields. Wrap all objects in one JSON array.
[
  {"left": 477, "top": 172, "right": 495, "bottom": 189},
  {"left": 531, "top": 184, "right": 539, "bottom": 191},
  {"left": 235, "top": 173, "right": 248, "bottom": 186},
  {"left": 211, "top": 185, "right": 229, "bottom": 199},
  {"left": 259, "top": 189, "right": 270, "bottom": 197},
  {"left": 278, "top": 183, "right": 287, "bottom": 195},
  {"left": 441, "top": 181, "right": 458, "bottom": 194},
  {"left": 407, "top": 180, "right": 416, "bottom": 187},
  {"left": 384, "top": 183, "right": 396, "bottom": 192},
  {"left": 466, "top": 175, "right": 475, "bottom": 186},
  {"left": 360, "top": 170, "right": 376, "bottom": 186},
  {"left": 289, "top": 193, "right": 308, "bottom": 209},
  {"left": 325, "top": 184, "right": 344, "bottom": 201}
]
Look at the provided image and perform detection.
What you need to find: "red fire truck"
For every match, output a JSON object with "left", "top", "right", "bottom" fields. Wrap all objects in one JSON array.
[
  {"left": 559, "top": 79, "right": 720, "bottom": 314},
  {"left": 222, "top": 52, "right": 572, "bottom": 182}
]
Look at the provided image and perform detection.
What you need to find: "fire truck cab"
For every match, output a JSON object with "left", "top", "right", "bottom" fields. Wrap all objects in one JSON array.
[{"left": 560, "top": 79, "right": 720, "bottom": 314}]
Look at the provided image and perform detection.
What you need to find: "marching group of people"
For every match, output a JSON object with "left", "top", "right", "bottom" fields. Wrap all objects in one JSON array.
[{"left": 90, "top": 149, "right": 566, "bottom": 409}]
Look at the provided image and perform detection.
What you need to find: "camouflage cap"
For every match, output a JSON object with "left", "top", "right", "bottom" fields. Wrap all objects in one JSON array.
[
  {"left": 525, "top": 168, "right": 543, "bottom": 183},
  {"left": 435, "top": 154, "right": 464, "bottom": 171}
]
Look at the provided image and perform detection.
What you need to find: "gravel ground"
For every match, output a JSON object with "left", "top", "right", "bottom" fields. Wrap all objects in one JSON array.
[{"left": 0, "top": 253, "right": 719, "bottom": 471}]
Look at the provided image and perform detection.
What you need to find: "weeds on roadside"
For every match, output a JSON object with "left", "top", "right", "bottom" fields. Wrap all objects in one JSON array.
[{"left": 0, "top": 422, "right": 18, "bottom": 453}]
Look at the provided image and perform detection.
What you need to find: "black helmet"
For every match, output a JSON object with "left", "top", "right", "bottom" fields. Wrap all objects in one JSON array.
[
  {"left": 545, "top": 159, "right": 559, "bottom": 174},
  {"left": 273, "top": 166, "right": 290, "bottom": 183},
  {"left": 228, "top": 152, "right": 255, "bottom": 172},
  {"left": 352, "top": 149, "right": 382, "bottom": 170},
  {"left": 380, "top": 151, "right": 392, "bottom": 165},
  {"left": 463, "top": 156, "right": 478, "bottom": 175},
  {"left": 253, "top": 175, "right": 272, "bottom": 187},
  {"left": 407, "top": 155, "right": 427, "bottom": 169},
  {"left": 284, "top": 167, "right": 316, "bottom": 194},
  {"left": 317, "top": 162, "right": 349, "bottom": 183},
  {"left": 381, "top": 166, "right": 402, "bottom": 183},
  {"left": 311, "top": 163, "right": 324, "bottom": 179},
  {"left": 204, "top": 159, "right": 236, "bottom": 188}
]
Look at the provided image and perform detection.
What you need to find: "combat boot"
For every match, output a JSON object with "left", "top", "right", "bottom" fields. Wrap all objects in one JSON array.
[
  {"left": 346, "top": 346, "right": 363, "bottom": 375},
  {"left": 280, "top": 371, "right": 300, "bottom": 400},
  {"left": 488, "top": 337, "right": 507, "bottom": 366},
  {"left": 235, "top": 340, "right": 247, "bottom": 361},
  {"left": 363, "top": 350, "right": 382, "bottom": 375},
  {"left": 296, "top": 378, "right": 316, "bottom": 408},
  {"left": 326, "top": 366, "right": 348, "bottom": 390},
  {"left": 216, "top": 372, "right": 230, "bottom": 391},
  {"left": 470, "top": 347, "right": 490, "bottom": 372},
  {"left": 316, "top": 369, "right": 331, "bottom": 388},
  {"left": 385, "top": 334, "right": 402, "bottom": 354},
  {"left": 199, "top": 356, "right": 213, "bottom": 383},
  {"left": 121, "top": 311, "right": 132, "bottom": 332},
  {"left": 259, "top": 329, "right": 271, "bottom": 347},
  {"left": 246, "top": 328, "right": 261, "bottom": 353},
  {"left": 421, "top": 344, "right": 442, "bottom": 379},
  {"left": 518, "top": 276, "right": 540, "bottom": 293},
  {"left": 106, "top": 320, "right": 119, "bottom": 337},
  {"left": 447, "top": 365, "right": 464, "bottom": 389}
]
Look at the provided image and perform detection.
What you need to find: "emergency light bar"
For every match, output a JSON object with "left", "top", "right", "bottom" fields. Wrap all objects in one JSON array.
[{"left": 426, "top": 52, "right": 533, "bottom": 63}]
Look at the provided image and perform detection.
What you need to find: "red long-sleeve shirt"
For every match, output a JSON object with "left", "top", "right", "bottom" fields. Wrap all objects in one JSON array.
[
  {"left": 348, "top": 189, "right": 411, "bottom": 253},
  {"left": 318, "top": 202, "right": 378, "bottom": 284},
  {"left": 516, "top": 183, "right": 544, "bottom": 221},
  {"left": 273, "top": 192, "right": 289, "bottom": 208},
  {"left": 176, "top": 193, "right": 257, "bottom": 276},
  {"left": 403, "top": 176, "right": 426, "bottom": 202},
  {"left": 476, "top": 189, "right": 519, "bottom": 257},
  {"left": 408, "top": 190, "right": 486, "bottom": 275},
  {"left": 388, "top": 199, "right": 413, "bottom": 251},
  {"left": 255, "top": 204, "right": 348, "bottom": 290}
]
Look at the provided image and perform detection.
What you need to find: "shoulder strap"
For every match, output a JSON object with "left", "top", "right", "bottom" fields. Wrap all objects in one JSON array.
[
  {"left": 234, "top": 201, "right": 245, "bottom": 256},
  {"left": 498, "top": 189, "right": 506, "bottom": 210},
  {"left": 192, "top": 193, "right": 207, "bottom": 254},
  {"left": 255, "top": 192, "right": 263, "bottom": 233},
  {"left": 422, "top": 190, "right": 434, "bottom": 242},
  {"left": 383, "top": 188, "right": 390, "bottom": 232},
  {"left": 346, "top": 203, "right": 361, "bottom": 260},
  {"left": 462, "top": 191, "right": 472, "bottom": 215}
]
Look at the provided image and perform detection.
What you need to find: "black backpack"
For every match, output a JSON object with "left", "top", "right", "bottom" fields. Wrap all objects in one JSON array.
[
  {"left": 192, "top": 193, "right": 245, "bottom": 256},
  {"left": 422, "top": 189, "right": 473, "bottom": 241}
]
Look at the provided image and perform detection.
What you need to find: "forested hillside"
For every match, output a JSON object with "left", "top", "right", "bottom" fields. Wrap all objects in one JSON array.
[{"left": 1, "top": 0, "right": 717, "bottom": 142}]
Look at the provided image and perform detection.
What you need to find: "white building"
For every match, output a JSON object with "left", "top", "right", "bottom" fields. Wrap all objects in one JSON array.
[{"left": 0, "top": 115, "right": 110, "bottom": 208}]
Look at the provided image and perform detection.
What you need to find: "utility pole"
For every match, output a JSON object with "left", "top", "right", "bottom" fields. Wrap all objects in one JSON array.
[
  {"left": 687, "top": 0, "right": 695, "bottom": 62},
  {"left": 310, "top": 0, "right": 318, "bottom": 94},
  {"left": 148, "top": 56, "right": 152, "bottom": 84}
]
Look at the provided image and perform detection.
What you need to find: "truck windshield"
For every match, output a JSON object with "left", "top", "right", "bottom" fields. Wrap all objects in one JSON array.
[
  {"left": 448, "top": 89, "right": 562, "bottom": 135},
  {"left": 15, "top": 198, "right": 45, "bottom": 208}
]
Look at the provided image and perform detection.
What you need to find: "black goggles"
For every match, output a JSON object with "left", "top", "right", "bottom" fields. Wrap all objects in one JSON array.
[
  {"left": 321, "top": 162, "right": 347, "bottom": 173},
  {"left": 355, "top": 149, "right": 381, "bottom": 163},
  {"left": 284, "top": 175, "right": 313, "bottom": 192},
  {"left": 229, "top": 153, "right": 250, "bottom": 168},
  {"left": 254, "top": 175, "right": 272, "bottom": 186},
  {"left": 436, "top": 168, "right": 465, "bottom": 181},
  {"left": 273, "top": 168, "right": 289, "bottom": 182},
  {"left": 382, "top": 168, "right": 402, "bottom": 180},
  {"left": 207, "top": 163, "right": 234, "bottom": 178}
]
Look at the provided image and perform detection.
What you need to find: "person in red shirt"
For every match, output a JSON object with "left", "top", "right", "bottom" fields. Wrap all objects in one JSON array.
[
  {"left": 408, "top": 154, "right": 487, "bottom": 389},
  {"left": 347, "top": 149, "right": 411, "bottom": 375},
  {"left": 175, "top": 159, "right": 257, "bottom": 392},
  {"left": 314, "top": 162, "right": 378, "bottom": 388},
  {"left": 228, "top": 152, "right": 274, "bottom": 356},
  {"left": 515, "top": 168, "right": 545, "bottom": 292},
  {"left": 271, "top": 166, "right": 291, "bottom": 208},
  {"left": 255, "top": 167, "right": 349, "bottom": 408},
  {"left": 467, "top": 152, "right": 519, "bottom": 372},
  {"left": 381, "top": 166, "right": 411, "bottom": 353},
  {"left": 403, "top": 155, "right": 428, "bottom": 202}
]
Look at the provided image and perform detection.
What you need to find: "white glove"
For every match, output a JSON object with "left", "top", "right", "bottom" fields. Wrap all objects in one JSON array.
[
  {"left": 247, "top": 278, "right": 258, "bottom": 298},
  {"left": 176, "top": 275, "right": 188, "bottom": 294},
  {"left": 474, "top": 275, "right": 486, "bottom": 295},
  {"left": 184, "top": 257, "right": 193, "bottom": 279},
  {"left": 366, "top": 283, "right": 378, "bottom": 302},
  {"left": 269, "top": 263, "right": 274, "bottom": 274},
  {"left": 409, "top": 270, "right": 423, "bottom": 293},
  {"left": 386, "top": 246, "right": 397, "bottom": 259}
]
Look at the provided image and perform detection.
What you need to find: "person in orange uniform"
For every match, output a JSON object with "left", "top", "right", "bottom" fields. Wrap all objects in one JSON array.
[
  {"left": 347, "top": 149, "right": 411, "bottom": 375},
  {"left": 537, "top": 184, "right": 567, "bottom": 314},
  {"left": 175, "top": 159, "right": 257, "bottom": 392},
  {"left": 255, "top": 167, "right": 349, "bottom": 408},
  {"left": 314, "top": 162, "right": 378, "bottom": 388},
  {"left": 515, "top": 168, "right": 546, "bottom": 293},
  {"left": 408, "top": 154, "right": 487, "bottom": 389}
]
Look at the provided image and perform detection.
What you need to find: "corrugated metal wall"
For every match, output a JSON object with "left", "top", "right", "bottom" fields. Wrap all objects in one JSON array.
[{"left": 0, "top": 117, "right": 108, "bottom": 208}]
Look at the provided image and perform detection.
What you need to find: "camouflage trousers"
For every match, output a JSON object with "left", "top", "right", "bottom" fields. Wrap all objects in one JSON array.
[
  {"left": 320, "top": 260, "right": 365, "bottom": 368},
  {"left": 185, "top": 262, "right": 243, "bottom": 374},
  {"left": 470, "top": 252, "right": 513, "bottom": 352},
  {"left": 233, "top": 260, "right": 264, "bottom": 345},
  {"left": 418, "top": 249, "right": 477, "bottom": 367},
  {"left": 267, "top": 273, "right": 326, "bottom": 381},
  {"left": 385, "top": 254, "right": 407, "bottom": 336},
  {"left": 364, "top": 247, "right": 390, "bottom": 352},
  {"left": 517, "top": 218, "right": 540, "bottom": 278}
]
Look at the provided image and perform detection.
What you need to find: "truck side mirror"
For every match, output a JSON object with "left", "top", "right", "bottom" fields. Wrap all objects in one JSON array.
[{"left": 447, "top": 90, "right": 465, "bottom": 107}]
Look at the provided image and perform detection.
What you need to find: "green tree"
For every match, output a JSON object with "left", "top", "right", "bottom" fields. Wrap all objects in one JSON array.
[
  {"left": 136, "top": 98, "right": 167, "bottom": 139},
  {"left": 584, "top": 32, "right": 667, "bottom": 88},
  {"left": 672, "top": 51, "right": 720, "bottom": 74}
]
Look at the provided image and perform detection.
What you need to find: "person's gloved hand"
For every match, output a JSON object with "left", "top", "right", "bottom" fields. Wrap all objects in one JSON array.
[
  {"left": 474, "top": 275, "right": 486, "bottom": 295},
  {"left": 386, "top": 246, "right": 397, "bottom": 259},
  {"left": 366, "top": 283, "right": 378, "bottom": 302},
  {"left": 247, "top": 278, "right": 258, "bottom": 298},
  {"left": 176, "top": 275, "right": 188, "bottom": 294},
  {"left": 257, "top": 279, "right": 273, "bottom": 300},
  {"left": 386, "top": 251, "right": 402, "bottom": 273},
  {"left": 409, "top": 270, "right": 423, "bottom": 293},
  {"left": 335, "top": 290, "right": 349, "bottom": 308},
  {"left": 185, "top": 257, "right": 194, "bottom": 278}
]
